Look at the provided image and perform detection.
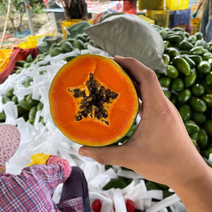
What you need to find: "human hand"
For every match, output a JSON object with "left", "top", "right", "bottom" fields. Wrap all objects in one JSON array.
[
  {"left": 27, "top": 153, "right": 51, "bottom": 167},
  {"left": 191, "top": 10, "right": 198, "bottom": 19},
  {"left": 79, "top": 56, "right": 210, "bottom": 190}
]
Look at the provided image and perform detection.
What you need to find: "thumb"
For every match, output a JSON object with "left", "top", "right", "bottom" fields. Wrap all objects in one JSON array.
[{"left": 78, "top": 145, "right": 130, "bottom": 166}]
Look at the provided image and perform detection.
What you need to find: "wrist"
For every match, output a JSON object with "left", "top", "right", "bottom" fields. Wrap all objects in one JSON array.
[
  {"left": 172, "top": 167, "right": 212, "bottom": 211},
  {"left": 164, "top": 144, "right": 209, "bottom": 188}
]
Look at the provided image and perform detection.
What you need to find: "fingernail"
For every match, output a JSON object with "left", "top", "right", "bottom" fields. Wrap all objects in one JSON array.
[
  {"left": 79, "top": 149, "right": 90, "bottom": 157},
  {"left": 114, "top": 55, "right": 124, "bottom": 59}
]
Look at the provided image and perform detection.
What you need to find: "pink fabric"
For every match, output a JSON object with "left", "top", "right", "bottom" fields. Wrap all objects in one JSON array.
[
  {"left": 47, "top": 155, "right": 72, "bottom": 179},
  {"left": 0, "top": 164, "right": 83, "bottom": 211},
  {"left": 0, "top": 124, "right": 20, "bottom": 168}
]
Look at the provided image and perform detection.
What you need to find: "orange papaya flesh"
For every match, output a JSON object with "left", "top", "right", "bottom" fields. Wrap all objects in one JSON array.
[{"left": 49, "top": 54, "right": 138, "bottom": 147}]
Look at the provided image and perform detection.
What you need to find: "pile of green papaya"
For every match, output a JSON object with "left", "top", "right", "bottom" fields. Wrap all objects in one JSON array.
[
  {"left": 152, "top": 25, "right": 212, "bottom": 159},
  {"left": 49, "top": 33, "right": 91, "bottom": 59},
  {"left": 15, "top": 53, "right": 48, "bottom": 74},
  {"left": 0, "top": 81, "right": 44, "bottom": 126},
  {"left": 103, "top": 26, "right": 212, "bottom": 205},
  {"left": 13, "top": 33, "right": 91, "bottom": 74}
]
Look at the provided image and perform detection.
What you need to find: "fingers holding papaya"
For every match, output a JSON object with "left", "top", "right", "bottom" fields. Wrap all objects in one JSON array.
[{"left": 114, "top": 56, "right": 167, "bottom": 111}]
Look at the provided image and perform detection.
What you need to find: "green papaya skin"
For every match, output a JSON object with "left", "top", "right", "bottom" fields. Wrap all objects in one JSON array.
[
  {"left": 103, "top": 178, "right": 128, "bottom": 190},
  {"left": 204, "top": 120, "right": 212, "bottom": 136},
  {"left": 37, "top": 102, "right": 44, "bottom": 111},
  {"left": 197, "top": 61, "right": 211, "bottom": 75},
  {"left": 173, "top": 57, "right": 191, "bottom": 76},
  {"left": 165, "top": 47, "right": 180, "bottom": 60},
  {"left": 202, "top": 53, "right": 212, "bottom": 61},
  {"left": 26, "top": 54, "right": 33, "bottom": 63},
  {"left": 159, "top": 77, "right": 171, "bottom": 88},
  {"left": 2, "top": 96, "right": 11, "bottom": 104},
  {"left": 29, "top": 106, "right": 37, "bottom": 120},
  {"left": 190, "top": 97, "right": 207, "bottom": 112},
  {"left": 190, "top": 132, "right": 199, "bottom": 141},
  {"left": 179, "top": 40, "right": 194, "bottom": 51},
  {"left": 0, "top": 111, "right": 6, "bottom": 121},
  {"left": 190, "top": 46, "right": 205, "bottom": 55},
  {"left": 206, "top": 72, "right": 212, "bottom": 85},
  {"left": 191, "top": 112, "right": 207, "bottom": 125},
  {"left": 192, "top": 83, "right": 205, "bottom": 96},
  {"left": 167, "top": 35, "right": 183, "bottom": 45},
  {"left": 177, "top": 89, "right": 191, "bottom": 104},
  {"left": 166, "top": 65, "right": 178, "bottom": 78},
  {"left": 202, "top": 94, "right": 212, "bottom": 106},
  {"left": 187, "top": 55, "right": 203, "bottom": 64},
  {"left": 18, "top": 100, "right": 32, "bottom": 111},
  {"left": 163, "top": 90, "right": 171, "bottom": 99},
  {"left": 171, "top": 78, "right": 184, "bottom": 92},
  {"left": 185, "top": 120, "right": 200, "bottom": 135},
  {"left": 5, "top": 88, "right": 14, "bottom": 98},
  {"left": 162, "top": 54, "right": 170, "bottom": 65},
  {"left": 197, "top": 128, "right": 208, "bottom": 149},
  {"left": 180, "top": 55, "right": 196, "bottom": 68},
  {"left": 179, "top": 105, "right": 191, "bottom": 122},
  {"left": 184, "top": 68, "right": 196, "bottom": 87}
]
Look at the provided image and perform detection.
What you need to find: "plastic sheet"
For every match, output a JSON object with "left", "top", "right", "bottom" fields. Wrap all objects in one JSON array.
[
  {"left": 113, "top": 189, "right": 127, "bottom": 212},
  {"left": 146, "top": 194, "right": 180, "bottom": 212}
]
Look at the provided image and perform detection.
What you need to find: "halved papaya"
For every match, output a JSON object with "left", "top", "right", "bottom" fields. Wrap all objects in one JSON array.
[{"left": 49, "top": 54, "right": 138, "bottom": 147}]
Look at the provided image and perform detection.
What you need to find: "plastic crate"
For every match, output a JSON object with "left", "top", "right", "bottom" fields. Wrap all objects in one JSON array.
[
  {"left": 0, "top": 49, "right": 12, "bottom": 73},
  {"left": 191, "top": 4, "right": 201, "bottom": 24},
  {"left": 61, "top": 19, "right": 94, "bottom": 39},
  {"left": 17, "top": 40, "right": 37, "bottom": 49},
  {"left": 27, "top": 34, "right": 55, "bottom": 41},
  {"left": 191, "top": 22, "right": 200, "bottom": 35},
  {"left": 138, "top": 0, "right": 164, "bottom": 10},
  {"left": 146, "top": 10, "right": 169, "bottom": 28},
  {"left": 169, "top": 9, "right": 191, "bottom": 27},
  {"left": 166, "top": 0, "right": 189, "bottom": 10},
  {"left": 137, "top": 14, "right": 155, "bottom": 24}
]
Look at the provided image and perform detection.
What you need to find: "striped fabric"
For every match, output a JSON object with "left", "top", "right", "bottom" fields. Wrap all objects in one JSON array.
[{"left": 0, "top": 164, "right": 83, "bottom": 212}]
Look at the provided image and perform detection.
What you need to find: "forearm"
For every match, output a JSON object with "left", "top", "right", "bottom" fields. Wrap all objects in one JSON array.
[
  {"left": 173, "top": 167, "right": 212, "bottom": 212},
  {"left": 47, "top": 156, "right": 72, "bottom": 179},
  {"left": 197, "top": 3, "right": 202, "bottom": 11}
]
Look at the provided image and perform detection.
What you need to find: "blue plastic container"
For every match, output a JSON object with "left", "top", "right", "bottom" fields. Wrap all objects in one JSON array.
[{"left": 169, "top": 9, "right": 191, "bottom": 27}]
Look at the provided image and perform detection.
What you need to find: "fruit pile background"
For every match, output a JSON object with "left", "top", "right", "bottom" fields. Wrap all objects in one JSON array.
[{"left": 1, "top": 24, "right": 212, "bottom": 212}]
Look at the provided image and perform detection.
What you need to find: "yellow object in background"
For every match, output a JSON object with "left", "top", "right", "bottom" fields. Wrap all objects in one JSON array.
[
  {"left": 27, "top": 153, "right": 51, "bottom": 167},
  {"left": 138, "top": 0, "right": 164, "bottom": 10},
  {"left": 17, "top": 34, "right": 55, "bottom": 50},
  {"left": 146, "top": 10, "right": 169, "bottom": 28},
  {"left": 61, "top": 19, "right": 94, "bottom": 39},
  {"left": 27, "top": 34, "right": 54, "bottom": 42},
  {"left": 137, "top": 15, "right": 155, "bottom": 25},
  {"left": 191, "top": 22, "right": 200, "bottom": 35},
  {"left": 17, "top": 40, "right": 38, "bottom": 49},
  {"left": 0, "top": 49, "right": 12, "bottom": 73},
  {"left": 166, "top": 0, "right": 189, "bottom": 10}
]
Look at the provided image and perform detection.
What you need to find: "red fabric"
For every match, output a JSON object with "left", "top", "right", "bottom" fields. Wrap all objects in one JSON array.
[{"left": 0, "top": 47, "right": 39, "bottom": 84}]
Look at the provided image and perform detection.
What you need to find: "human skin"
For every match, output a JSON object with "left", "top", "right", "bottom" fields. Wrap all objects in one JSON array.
[
  {"left": 0, "top": 165, "right": 6, "bottom": 174},
  {"left": 79, "top": 56, "right": 212, "bottom": 212}
]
